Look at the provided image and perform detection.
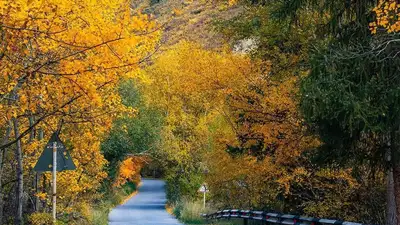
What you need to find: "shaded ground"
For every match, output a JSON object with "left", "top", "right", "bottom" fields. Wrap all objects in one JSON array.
[{"left": 108, "top": 179, "right": 182, "bottom": 225}]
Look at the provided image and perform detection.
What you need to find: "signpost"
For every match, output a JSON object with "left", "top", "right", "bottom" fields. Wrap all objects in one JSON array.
[
  {"left": 52, "top": 142, "right": 57, "bottom": 223},
  {"left": 198, "top": 184, "right": 209, "bottom": 209},
  {"left": 34, "top": 132, "right": 76, "bottom": 223}
]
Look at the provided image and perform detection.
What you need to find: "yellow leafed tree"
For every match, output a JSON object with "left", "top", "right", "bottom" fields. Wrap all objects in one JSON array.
[
  {"left": 141, "top": 41, "right": 255, "bottom": 201},
  {"left": 0, "top": 0, "right": 160, "bottom": 223},
  {"left": 142, "top": 41, "right": 253, "bottom": 163}
]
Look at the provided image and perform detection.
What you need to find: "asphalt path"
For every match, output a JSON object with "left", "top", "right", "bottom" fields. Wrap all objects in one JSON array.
[{"left": 108, "top": 179, "right": 182, "bottom": 225}]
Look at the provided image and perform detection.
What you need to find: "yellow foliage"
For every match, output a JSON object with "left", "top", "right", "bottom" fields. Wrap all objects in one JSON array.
[
  {"left": 143, "top": 40, "right": 357, "bottom": 215},
  {"left": 228, "top": 0, "right": 238, "bottom": 6},
  {"left": 28, "top": 213, "right": 63, "bottom": 225},
  {"left": 370, "top": 0, "right": 400, "bottom": 33},
  {"left": 173, "top": 8, "right": 184, "bottom": 16},
  {"left": 143, "top": 41, "right": 253, "bottom": 166},
  {"left": 0, "top": 0, "right": 160, "bottom": 222},
  {"left": 35, "top": 192, "right": 47, "bottom": 201}
]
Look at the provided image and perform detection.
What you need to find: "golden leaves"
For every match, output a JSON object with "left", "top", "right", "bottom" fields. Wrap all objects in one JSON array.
[
  {"left": 370, "top": 0, "right": 400, "bottom": 34},
  {"left": 35, "top": 192, "right": 47, "bottom": 201},
  {"left": 228, "top": 0, "right": 238, "bottom": 6},
  {"left": 141, "top": 41, "right": 255, "bottom": 168},
  {"left": 0, "top": 0, "right": 160, "bottom": 221}
]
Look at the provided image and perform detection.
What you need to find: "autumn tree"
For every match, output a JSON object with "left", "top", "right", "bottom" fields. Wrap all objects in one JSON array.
[
  {"left": 204, "top": 62, "right": 363, "bottom": 219},
  {"left": 141, "top": 41, "right": 255, "bottom": 202},
  {"left": 0, "top": 0, "right": 160, "bottom": 223}
]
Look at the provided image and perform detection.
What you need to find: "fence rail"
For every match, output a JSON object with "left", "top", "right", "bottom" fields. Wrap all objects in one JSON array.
[{"left": 202, "top": 210, "right": 366, "bottom": 225}]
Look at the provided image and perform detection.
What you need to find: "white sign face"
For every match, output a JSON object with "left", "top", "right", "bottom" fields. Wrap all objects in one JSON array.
[{"left": 198, "top": 184, "right": 209, "bottom": 193}]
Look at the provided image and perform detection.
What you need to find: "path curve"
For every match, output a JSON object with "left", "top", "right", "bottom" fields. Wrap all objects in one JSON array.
[{"left": 108, "top": 179, "right": 182, "bottom": 225}]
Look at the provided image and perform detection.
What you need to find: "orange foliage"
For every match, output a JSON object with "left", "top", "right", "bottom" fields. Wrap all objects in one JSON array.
[
  {"left": 143, "top": 41, "right": 357, "bottom": 215},
  {"left": 114, "top": 156, "right": 149, "bottom": 187},
  {"left": 204, "top": 75, "right": 358, "bottom": 213},
  {"left": 370, "top": 0, "right": 400, "bottom": 33}
]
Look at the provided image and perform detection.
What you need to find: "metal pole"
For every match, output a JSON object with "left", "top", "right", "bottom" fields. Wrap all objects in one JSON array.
[
  {"left": 203, "top": 192, "right": 206, "bottom": 209},
  {"left": 52, "top": 142, "right": 57, "bottom": 224}
]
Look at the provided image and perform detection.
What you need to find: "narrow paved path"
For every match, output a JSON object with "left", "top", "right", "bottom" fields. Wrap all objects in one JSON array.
[{"left": 108, "top": 179, "right": 182, "bottom": 225}]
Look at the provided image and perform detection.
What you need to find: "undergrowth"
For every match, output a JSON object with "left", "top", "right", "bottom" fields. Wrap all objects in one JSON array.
[{"left": 90, "top": 182, "right": 137, "bottom": 225}]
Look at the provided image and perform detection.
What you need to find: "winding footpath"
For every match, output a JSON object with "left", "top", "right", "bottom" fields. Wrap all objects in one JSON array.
[{"left": 108, "top": 179, "right": 182, "bottom": 225}]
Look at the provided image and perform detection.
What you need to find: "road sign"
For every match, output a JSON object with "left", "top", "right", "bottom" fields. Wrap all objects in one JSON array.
[
  {"left": 199, "top": 184, "right": 209, "bottom": 209},
  {"left": 199, "top": 184, "right": 209, "bottom": 193},
  {"left": 33, "top": 132, "right": 76, "bottom": 223},
  {"left": 33, "top": 132, "right": 76, "bottom": 172}
]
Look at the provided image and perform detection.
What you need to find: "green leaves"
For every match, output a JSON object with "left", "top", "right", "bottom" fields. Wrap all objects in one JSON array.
[{"left": 101, "top": 80, "right": 164, "bottom": 179}]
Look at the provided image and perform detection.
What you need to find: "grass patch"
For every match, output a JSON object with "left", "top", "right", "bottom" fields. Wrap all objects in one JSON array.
[
  {"left": 178, "top": 200, "right": 204, "bottom": 224},
  {"left": 172, "top": 199, "right": 206, "bottom": 224},
  {"left": 172, "top": 199, "right": 240, "bottom": 225},
  {"left": 171, "top": 199, "right": 245, "bottom": 225},
  {"left": 90, "top": 182, "right": 137, "bottom": 225}
]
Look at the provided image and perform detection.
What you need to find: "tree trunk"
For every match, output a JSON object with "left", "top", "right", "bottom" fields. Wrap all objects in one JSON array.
[
  {"left": 36, "top": 128, "right": 43, "bottom": 212},
  {"left": 388, "top": 168, "right": 397, "bottom": 225},
  {"left": 42, "top": 173, "right": 46, "bottom": 212},
  {"left": 0, "top": 121, "right": 12, "bottom": 224},
  {"left": 13, "top": 118, "right": 23, "bottom": 225},
  {"left": 393, "top": 166, "right": 400, "bottom": 225},
  {"left": 32, "top": 122, "right": 41, "bottom": 212},
  {"left": 387, "top": 138, "right": 398, "bottom": 225},
  {"left": 393, "top": 126, "right": 400, "bottom": 225},
  {"left": 34, "top": 173, "right": 40, "bottom": 212}
]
